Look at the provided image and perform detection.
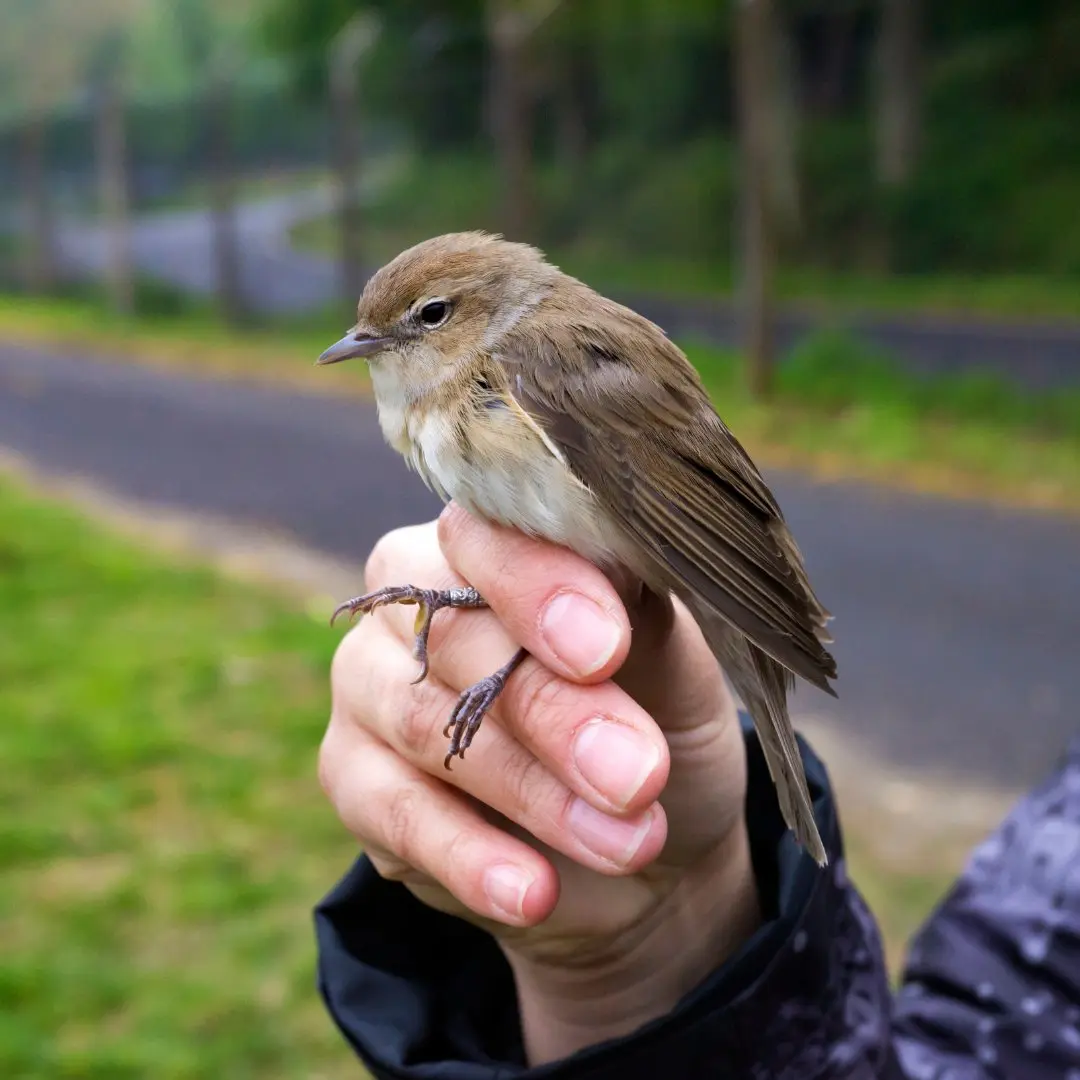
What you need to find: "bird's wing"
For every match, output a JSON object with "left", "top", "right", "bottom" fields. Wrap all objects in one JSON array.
[{"left": 496, "top": 316, "right": 837, "bottom": 694}]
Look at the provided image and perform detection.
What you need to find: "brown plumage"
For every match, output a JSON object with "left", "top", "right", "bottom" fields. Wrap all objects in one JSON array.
[{"left": 318, "top": 231, "right": 837, "bottom": 866}]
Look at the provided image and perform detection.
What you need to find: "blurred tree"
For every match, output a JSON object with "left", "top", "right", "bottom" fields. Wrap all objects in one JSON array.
[
  {"left": 876, "top": 0, "right": 921, "bottom": 187},
  {"left": 262, "top": 0, "right": 487, "bottom": 148},
  {"left": 176, "top": 0, "right": 247, "bottom": 323},
  {"left": 735, "top": 0, "right": 779, "bottom": 398},
  {"left": 18, "top": 114, "right": 57, "bottom": 293},
  {"left": 767, "top": 4, "right": 803, "bottom": 240},
  {"left": 485, "top": 0, "right": 564, "bottom": 239},
  {"left": 329, "top": 13, "right": 379, "bottom": 300},
  {"left": 90, "top": 29, "right": 135, "bottom": 316},
  {"left": 206, "top": 55, "right": 247, "bottom": 324},
  {"left": 2, "top": 0, "right": 137, "bottom": 293},
  {"left": 547, "top": 27, "right": 589, "bottom": 179},
  {"left": 247, "top": 0, "right": 1080, "bottom": 281},
  {"left": 793, "top": 0, "right": 874, "bottom": 118}
]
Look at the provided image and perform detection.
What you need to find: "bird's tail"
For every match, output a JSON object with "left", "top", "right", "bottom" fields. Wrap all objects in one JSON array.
[{"left": 696, "top": 609, "right": 828, "bottom": 866}]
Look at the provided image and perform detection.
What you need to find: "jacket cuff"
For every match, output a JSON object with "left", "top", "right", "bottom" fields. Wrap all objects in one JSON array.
[{"left": 314, "top": 716, "right": 893, "bottom": 1079}]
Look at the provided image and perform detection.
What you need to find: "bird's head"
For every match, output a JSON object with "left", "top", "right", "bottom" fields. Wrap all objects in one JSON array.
[{"left": 317, "top": 232, "right": 557, "bottom": 396}]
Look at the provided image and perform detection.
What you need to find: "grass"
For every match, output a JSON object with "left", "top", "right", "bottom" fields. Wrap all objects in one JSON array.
[
  {"left": 683, "top": 332, "right": 1080, "bottom": 513},
  {"left": 2, "top": 291, "right": 1079, "bottom": 515},
  {"left": 0, "top": 291, "right": 368, "bottom": 397},
  {"left": 0, "top": 475, "right": 958, "bottom": 1077},
  {"left": 0, "top": 477, "right": 364, "bottom": 1078}
]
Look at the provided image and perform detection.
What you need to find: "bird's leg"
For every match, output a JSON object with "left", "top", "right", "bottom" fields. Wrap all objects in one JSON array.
[
  {"left": 443, "top": 647, "right": 528, "bottom": 768},
  {"left": 331, "top": 584, "right": 487, "bottom": 683}
]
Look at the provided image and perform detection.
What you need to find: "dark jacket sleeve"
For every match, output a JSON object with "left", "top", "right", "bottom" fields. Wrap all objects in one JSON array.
[
  {"left": 313, "top": 720, "right": 1080, "bottom": 1079},
  {"left": 892, "top": 738, "right": 1080, "bottom": 1079}
]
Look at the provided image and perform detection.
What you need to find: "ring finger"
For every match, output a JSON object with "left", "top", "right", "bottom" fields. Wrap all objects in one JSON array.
[{"left": 321, "top": 713, "right": 559, "bottom": 926}]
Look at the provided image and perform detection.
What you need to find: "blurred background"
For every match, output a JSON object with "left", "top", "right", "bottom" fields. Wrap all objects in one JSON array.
[{"left": 0, "top": 0, "right": 1078, "bottom": 1076}]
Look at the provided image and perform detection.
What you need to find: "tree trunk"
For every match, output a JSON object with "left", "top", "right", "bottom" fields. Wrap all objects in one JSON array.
[
  {"left": 766, "top": 9, "right": 802, "bottom": 241},
  {"left": 818, "top": 10, "right": 857, "bottom": 116},
  {"left": 554, "top": 44, "right": 587, "bottom": 179},
  {"left": 735, "top": 0, "right": 778, "bottom": 399},
  {"left": 20, "top": 112, "right": 56, "bottom": 293},
  {"left": 330, "top": 17, "right": 374, "bottom": 304},
  {"left": 96, "top": 74, "right": 134, "bottom": 316},
  {"left": 205, "top": 66, "right": 245, "bottom": 324},
  {"left": 486, "top": 0, "right": 534, "bottom": 240},
  {"left": 877, "top": 0, "right": 921, "bottom": 186}
]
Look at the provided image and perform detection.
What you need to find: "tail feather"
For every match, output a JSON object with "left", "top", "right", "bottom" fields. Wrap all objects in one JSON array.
[{"left": 696, "top": 606, "right": 828, "bottom": 866}]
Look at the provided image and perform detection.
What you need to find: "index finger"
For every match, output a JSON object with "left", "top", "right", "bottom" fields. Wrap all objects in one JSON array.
[{"left": 437, "top": 503, "right": 632, "bottom": 684}]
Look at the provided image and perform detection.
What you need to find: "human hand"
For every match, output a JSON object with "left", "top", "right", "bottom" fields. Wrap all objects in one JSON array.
[{"left": 319, "top": 505, "right": 760, "bottom": 1063}]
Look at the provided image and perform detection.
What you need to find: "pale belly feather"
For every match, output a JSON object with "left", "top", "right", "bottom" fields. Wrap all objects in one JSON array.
[{"left": 408, "top": 407, "right": 619, "bottom": 568}]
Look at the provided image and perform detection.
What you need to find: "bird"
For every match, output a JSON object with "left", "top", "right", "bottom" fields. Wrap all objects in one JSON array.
[{"left": 317, "top": 231, "right": 837, "bottom": 866}]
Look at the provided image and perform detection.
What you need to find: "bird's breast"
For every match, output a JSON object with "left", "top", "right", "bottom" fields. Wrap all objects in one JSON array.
[{"left": 407, "top": 402, "right": 617, "bottom": 567}]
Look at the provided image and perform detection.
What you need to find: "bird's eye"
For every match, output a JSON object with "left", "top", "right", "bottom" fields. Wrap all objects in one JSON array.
[{"left": 418, "top": 300, "right": 450, "bottom": 327}]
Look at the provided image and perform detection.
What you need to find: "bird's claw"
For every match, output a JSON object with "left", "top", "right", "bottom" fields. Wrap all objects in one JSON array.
[
  {"left": 442, "top": 648, "right": 528, "bottom": 769},
  {"left": 330, "top": 584, "right": 525, "bottom": 765},
  {"left": 330, "top": 584, "right": 487, "bottom": 686}
]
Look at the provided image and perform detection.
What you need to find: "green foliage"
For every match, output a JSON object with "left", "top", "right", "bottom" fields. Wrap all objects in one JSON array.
[
  {"left": 1, "top": 273, "right": 206, "bottom": 320},
  {"left": 0, "top": 478, "right": 364, "bottom": 1077},
  {"left": 680, "top": 331, "right": 1080, "bottom": 504},
  {"left": 777, "top": 329, "right": 1080, "bottom": 439},
  {"left": 257, "top": 0, "right": 1080, "bottom": 280}
]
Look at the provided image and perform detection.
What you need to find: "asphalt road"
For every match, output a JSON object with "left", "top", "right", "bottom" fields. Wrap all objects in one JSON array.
[
  {"left": 2, "top": 342, "right": 1076, "bottom": 791},
  {"left": 55, "top": 190, "right": 1080, "bottom": 390},
  {"left": 57, "top": 188, "right": 342, "bottom": 316}
]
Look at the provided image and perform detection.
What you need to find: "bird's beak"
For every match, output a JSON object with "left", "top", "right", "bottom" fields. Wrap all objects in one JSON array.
[{"left": 316, "top": 332, "right": 392, "bottom": 366}]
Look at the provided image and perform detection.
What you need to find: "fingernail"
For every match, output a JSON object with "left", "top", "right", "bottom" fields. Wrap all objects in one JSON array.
[
  {"left": 573, "top": 719, "right": 660, "bottom": 810},
  {"left": 568, "top": 798, "right": 654, "bottom": 867},
  {"left": 540, "top": 592, "right": 622, "bottom": 677},
  {"left": 483, "top": 863, "right": 534, "bottom": 922}
]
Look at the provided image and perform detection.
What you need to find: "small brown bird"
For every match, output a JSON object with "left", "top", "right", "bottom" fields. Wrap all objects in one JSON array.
[{"left": 318, "top": 232, "right": 837, "bottom": 866}]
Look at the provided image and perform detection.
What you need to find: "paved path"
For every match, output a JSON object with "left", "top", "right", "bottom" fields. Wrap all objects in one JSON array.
[
  {"left": 54, "top": 187, "right": 1080, "bottom": 390},
  {"left": 57, "top": 187, "right": 339, "bottom": 314},
  {"left": 1, "top": 342, "right": 1076, "bottom": 791},
  {"left": 621, "top": 293, "right": 1080, "bottom": 391}
]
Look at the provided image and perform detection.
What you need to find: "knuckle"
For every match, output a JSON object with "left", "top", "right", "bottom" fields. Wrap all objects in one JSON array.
[
  {"left": 394, "top": 688, "right": 440, "bottom": 759},
  {"left": 511, "top": 660, "right": 582, "bottom": 736},
  {"left": 499, "top": 742, "right": 558, "bottom": 820},
  {"left": 382, "top": 781, "right": 425, "bottom": 867},
  {"left": 439, "top": 826, "right": 479, "bottom": 887},
  {"left": 436, "top": 502, "right": 470, "bottom": 554},
  {"left": 328, "top": 627, "right": 363, "bottom": 692},
  {"left": 363, "top": 528, "right": 406, "bottom": 589},
  {"left": 329, "top": 624, "right": 384, "bottom": 724}
]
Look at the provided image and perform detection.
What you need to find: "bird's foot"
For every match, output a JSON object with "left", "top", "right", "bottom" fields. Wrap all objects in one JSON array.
[
  {"left": 443, "top": 647, "right": 528, "bottom": 768},
  {"left": 331, "top": 583, "right": 488, "bottom": 683}
]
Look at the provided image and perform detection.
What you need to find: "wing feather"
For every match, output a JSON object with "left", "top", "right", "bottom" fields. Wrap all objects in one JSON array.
[{"left": 497, "top": 316, "right": 837, "bottom": 694}]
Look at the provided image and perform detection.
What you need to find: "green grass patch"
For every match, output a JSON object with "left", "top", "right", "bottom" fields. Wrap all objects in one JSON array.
[
  {"left": 685, "top": 332, "right": 1080, "bottom": 512},
  {"left": 0, "top": 478, "right": 369, "bottom": 1078},
  {"left": 0, "top": 291, "right": 367, "bottom": 395}
]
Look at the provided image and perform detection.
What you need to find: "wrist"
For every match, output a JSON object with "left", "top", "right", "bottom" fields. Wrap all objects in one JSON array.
[{"left": 502, "top": 819, "right": 761, "bottom": 1066}]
